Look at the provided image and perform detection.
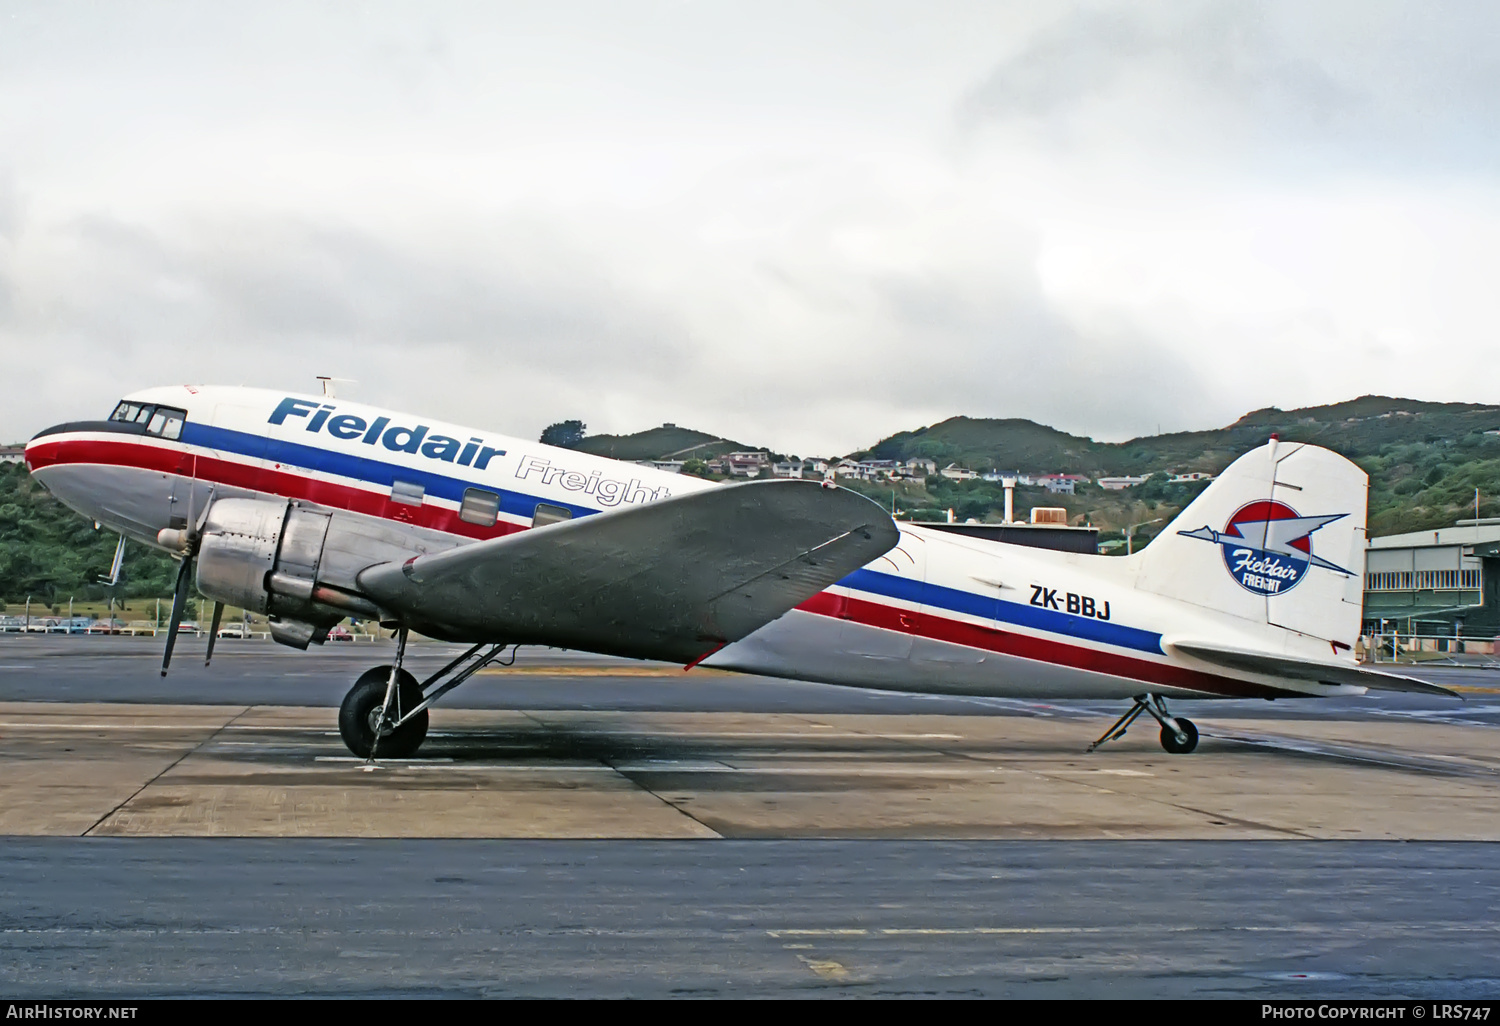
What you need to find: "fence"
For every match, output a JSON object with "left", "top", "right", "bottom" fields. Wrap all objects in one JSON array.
[{"left": 1362, "top": 633, "right": 1498, "bottom": 665}]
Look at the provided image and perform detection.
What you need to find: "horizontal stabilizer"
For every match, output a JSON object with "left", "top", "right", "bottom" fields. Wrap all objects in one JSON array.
[
  {"left": 1168, "top": 639, "right": 1458, "bottom": 697},
  {"left": 358, "top": 479, "right": 899, "bottom": 664}
]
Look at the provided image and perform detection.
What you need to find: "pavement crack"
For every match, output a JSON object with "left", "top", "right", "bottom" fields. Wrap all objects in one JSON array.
[{"left": 80, "top": 705, "right": 252, "bottom": 837}]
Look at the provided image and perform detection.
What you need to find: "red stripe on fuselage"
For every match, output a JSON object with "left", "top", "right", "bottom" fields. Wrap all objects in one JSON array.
[
  {"left": 795, "top": 591, "right": 1289, "bottom": 699},
  {"left": 26, "top": 436, "right": 524, "bottom": 542}
]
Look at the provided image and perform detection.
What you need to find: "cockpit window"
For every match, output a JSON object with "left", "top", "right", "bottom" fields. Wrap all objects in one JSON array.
[
  {"left": 109, "top": 401, "right": 154, "bottom": 424},
  {"left": 145, "top": 406, "right": 187, "bottom": 440}
]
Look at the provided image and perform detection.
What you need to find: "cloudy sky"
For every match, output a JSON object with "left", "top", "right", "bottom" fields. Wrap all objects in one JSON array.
[{"left": 2, "top": 1, "right": 1497, "bottom": 454}]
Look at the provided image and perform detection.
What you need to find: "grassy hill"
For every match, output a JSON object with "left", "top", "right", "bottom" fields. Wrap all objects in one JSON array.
[
  {"left": 573, "top": 396, "right": 1500, "bottom": 542},
  {"left": 0, "top": 462, "right": 178, "bottom": 608},
  {"left": 572, "top": 425, "right": 750, "bottom": 461}
]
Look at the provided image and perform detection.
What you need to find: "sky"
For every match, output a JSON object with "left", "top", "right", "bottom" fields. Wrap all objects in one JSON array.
[{"left": 2, "top": 1, "right": 1498, "bottom": 455}]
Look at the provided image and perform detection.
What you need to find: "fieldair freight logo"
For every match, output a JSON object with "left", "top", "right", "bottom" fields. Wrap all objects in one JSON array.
[{"left": 1177, "top": 501, "right": 1354, "bottom": 596}]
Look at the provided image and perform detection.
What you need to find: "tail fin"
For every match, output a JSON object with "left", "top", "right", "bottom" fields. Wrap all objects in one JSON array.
[{"left": 1134, "top": 440, "right": 1367, "bottom": 647}]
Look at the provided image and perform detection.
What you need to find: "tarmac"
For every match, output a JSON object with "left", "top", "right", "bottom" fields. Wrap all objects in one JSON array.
[{"left": 3, "top": 635, "right": 1500, "bottom": 996}]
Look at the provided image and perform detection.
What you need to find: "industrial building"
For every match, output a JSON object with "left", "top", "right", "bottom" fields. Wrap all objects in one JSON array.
[{"left": 1362, "top": 519, "right": 1500, "bottom": 637}]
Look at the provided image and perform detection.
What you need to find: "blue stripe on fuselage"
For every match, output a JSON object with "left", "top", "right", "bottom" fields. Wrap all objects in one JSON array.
[
  {"left": 838, "top": 567, "right": 1163, "bottom": 654},
  {"left": 179, "top": 422, "right": 601, "bottom": 521}
]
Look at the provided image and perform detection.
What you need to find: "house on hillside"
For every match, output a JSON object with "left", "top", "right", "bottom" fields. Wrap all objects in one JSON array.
[
  {"left": 0, "top": 446, "right": 24, "bottom": 465},
  {"left": 771, "top": 462, "right": 803, "bottom": 479},
  {"left": 723, "top": 451, "right": 771, "bottom": 477},
  {"left": 940, "top": 464, "right": 978, "bottom": 482},
  {"left": 636, "top": 460, "right": 684, "bottom": 474},
  {"left": 1036, "top": 473, "right": 1087, "bottom": 495},
  {"left": 1168, "top": 472, "right": 1216, "bottom": 483},
  {"left": 904, "top": 457, "right": 937, "bottom": 477},
  {"left": 1096, "top": 474, "right": 1150, "bottom": 490}
]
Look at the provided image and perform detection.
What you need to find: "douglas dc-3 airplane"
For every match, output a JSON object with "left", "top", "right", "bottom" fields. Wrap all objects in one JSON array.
[{"left": 24, "top": 385, "right": 1452, "bottom": 760}]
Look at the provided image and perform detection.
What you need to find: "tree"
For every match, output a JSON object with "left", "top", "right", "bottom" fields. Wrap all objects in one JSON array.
[{"left": 540, "top": 420, "right": 587, "bottom": 448}]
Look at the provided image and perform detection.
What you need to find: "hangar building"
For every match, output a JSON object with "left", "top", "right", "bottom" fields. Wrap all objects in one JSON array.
[{"left": 1363, "top": 519, "right": 1500, "bottom": 636}]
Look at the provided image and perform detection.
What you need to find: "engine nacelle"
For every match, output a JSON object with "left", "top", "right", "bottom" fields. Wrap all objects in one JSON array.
[
  {"left": 194, "top": 495, "right": 452, "bottom": 649},
  {"left": 196, "top": 498, "right": 352, "bottom": 648}
]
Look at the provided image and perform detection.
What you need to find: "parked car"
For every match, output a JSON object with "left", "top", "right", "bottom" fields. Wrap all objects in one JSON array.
[
  {"left": 327, "top": 625, "right": 354, "bottom": 642},
  {"left": 175, "top": 621, "right": 200, "bottom": 634},
  {"left": 54, "top": 617, "right": 94, "bottom": 634},
  {"left": 0, "top": 616, "right": 24, "bottom": 633},
  {"left": 27, "top": 618, "right": 58, "bottom": 633},
  {"left": 216, "top": 623, "right": 252, "bottom": 639},
  {"left": 86, "top": 619, "right": 125, "bottom": 635}
]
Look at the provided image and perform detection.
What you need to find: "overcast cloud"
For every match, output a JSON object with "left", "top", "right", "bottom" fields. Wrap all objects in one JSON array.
[{"left": 2, "top": 1, "right": 1497, "bottom": 454}]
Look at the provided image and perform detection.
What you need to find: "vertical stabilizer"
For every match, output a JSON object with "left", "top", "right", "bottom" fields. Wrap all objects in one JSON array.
[{"left": 1134, "top": 441, "right": 1367, "bottom": 647}]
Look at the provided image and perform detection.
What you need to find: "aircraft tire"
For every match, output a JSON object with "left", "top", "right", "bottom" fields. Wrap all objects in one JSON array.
[
  {"left": 1159, "top": 717, "right": 1199, "bottom": 755},
  {"left": 339, "top": 666, "right": 428, "bottom": 758}
]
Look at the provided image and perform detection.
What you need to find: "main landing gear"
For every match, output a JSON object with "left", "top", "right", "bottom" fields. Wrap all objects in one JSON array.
[
  {"left": 1087, "top": 693, "right": 1199, "bottom": 755},
  {"left": 338, "top": 628, "right": 515, "bottom": 760}
]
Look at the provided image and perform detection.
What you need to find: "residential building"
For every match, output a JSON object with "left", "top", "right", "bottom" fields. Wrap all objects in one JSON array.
[
  {"left": 722, "top": 451, "right": 771, "bottom": 477},
  {"left": 940, "top": 464, "right": 978, "bottom": 482},
  {"left": 771, "top": 462, "right": 804, "bottom": 479},
  {"left": 1035, "top": 473, "right": 1087, "bottom": 495},
  {"left": 1096, "top": 475, "right": 1150, "bottom": 491},
  {"left": 904, "top": 457, "right": 938, "bottom": 477},
  {"left": 1168, "top": 472, "right": 1216, "bottom": 483},
  {"left": 0, "top": 445, "right": 24, "bottom": 465},
  {"left": 636, "top": 460, "right": 684, "bottom": 474}
]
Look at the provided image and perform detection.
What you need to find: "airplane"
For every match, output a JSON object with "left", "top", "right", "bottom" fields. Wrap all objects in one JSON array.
[{"left": 22, "top": 385, "right": 1452, "bottom": 760}]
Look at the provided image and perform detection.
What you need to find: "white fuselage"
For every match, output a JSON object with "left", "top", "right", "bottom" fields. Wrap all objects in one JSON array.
[{"left": 26, "top": 385, "right": 1325, "bottom": 702}]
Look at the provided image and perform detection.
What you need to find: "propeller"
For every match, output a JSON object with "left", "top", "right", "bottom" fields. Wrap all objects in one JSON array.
[
  {"left": 204, "top": 601, "right": 224, "bottom": 666},
  {"left": 160, "top": 488, "right": 215, "bottom": 678},
  {"left": 160, "top": 553, "right": 194, "bottom": 676}
]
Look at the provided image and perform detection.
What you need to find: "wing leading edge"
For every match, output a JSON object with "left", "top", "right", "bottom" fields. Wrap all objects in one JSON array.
[{"left": 357, "top": 479, "right": 900, "bottom": 663}]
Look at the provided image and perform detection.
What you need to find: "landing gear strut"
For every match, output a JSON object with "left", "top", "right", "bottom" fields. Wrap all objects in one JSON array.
[
  {"left": 1087, "top": 693, "right": 1199, "bottom": 755},
  {"left": 338, "top": 631, "right": 515, "bottom": 760}
]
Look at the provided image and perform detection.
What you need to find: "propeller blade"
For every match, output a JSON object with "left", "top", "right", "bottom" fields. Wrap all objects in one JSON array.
[
  {"left": 160, "top": 556, "right": 194, "bottom": 677},
  {"left": 205, "top": 601, "right": 224, "bottom": 667}
]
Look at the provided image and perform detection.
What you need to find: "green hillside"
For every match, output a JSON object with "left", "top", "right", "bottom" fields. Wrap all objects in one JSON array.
[
  {"left": 572, "top": 396, "right": 1500, "bottom": 543},
  {"left": 0, "top": 462, "right": 178, "bottom": 607},
  {"left": 572, "top": 425, "right": 749, "bottom": 461}
]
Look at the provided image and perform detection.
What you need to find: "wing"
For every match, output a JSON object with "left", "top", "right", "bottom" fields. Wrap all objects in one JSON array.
[
  {"left": 357, "top": 479, "right": 899, "bottom": 663},
  {"left": 1167, "top": 639, "right": 1458, "bottom": 697}
]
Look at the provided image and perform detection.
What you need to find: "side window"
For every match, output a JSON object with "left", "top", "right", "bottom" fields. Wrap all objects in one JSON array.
[
  {"left": 459, "top": 488, "right": 500, "bottom": 526},
  {"left": 532, "top": 503, "right": 573, "bottom": 528},
  {"left": 391, "top": 481, "right": 425, "bottom": 506}
]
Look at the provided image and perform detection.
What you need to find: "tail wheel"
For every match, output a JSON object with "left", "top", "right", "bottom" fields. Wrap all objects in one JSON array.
[
  {"left": 339, "top": 666, "right": 428, "bottom": 758},
  {"left": 1160, "top": 717, "right": 1199, "bottom": 755}
]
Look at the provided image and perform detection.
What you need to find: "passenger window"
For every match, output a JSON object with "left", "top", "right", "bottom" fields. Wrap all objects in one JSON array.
[
  {"left": 391, "top": 481, "right": 425, "bottom": 506},
  {"left": 532, "top": 502, "right": 572, "bottom": 528},
  {"left": 459, "top": 488, "right": 500, "bottom": 526}
]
